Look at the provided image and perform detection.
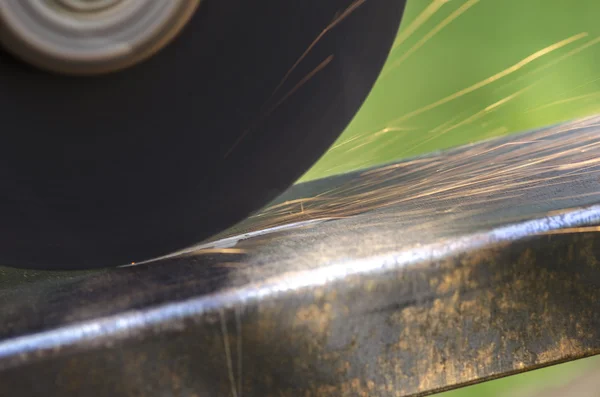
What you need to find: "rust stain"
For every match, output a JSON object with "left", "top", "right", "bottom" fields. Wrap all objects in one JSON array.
[
  {"left": 537, "top": 337, "right": 585, "bottom": 363},
  {"left": 294, "top": 303, "right": 333, "bottom": 335}
]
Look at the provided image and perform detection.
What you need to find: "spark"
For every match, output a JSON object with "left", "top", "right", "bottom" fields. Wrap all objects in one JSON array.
[
  {"left": 388, "top": 33, "right": 588, "bottom": 125},
  {"left": 398, "top": 83, "right": 535, "bottom": 156},
  {"left": 386, "top": 0, "right": 480, "bottom": 71},
  {"left": 391, "top": 0, "right": 450, "bottom": 50},
  {"left": 525, "top": 91, "right": 600, "bottom": 113},
  {"left": 189, "top": 248, "right": 247, "bottom": 256},
  {"left": 218, "top": 116, "right": 600, "bottom": 246},
  {"left": 224, "top": 55, "right": 334, "bottom": 157},
  {"left": 507, "top": 36, "right": 600, "bottom": 89},
  {"left": 539, "top": 226, "right": 600, "bottom": 235},
  {"left": 268, "top": 0, "right": 366, "bottom": 102},
  {"left": 220, "top": 310, "right": 238, "bottom": 397}
]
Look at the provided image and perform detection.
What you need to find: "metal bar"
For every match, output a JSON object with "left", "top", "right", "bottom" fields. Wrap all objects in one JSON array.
[{"left": 2, "top": 117, "right": 600, "bottom": 396}]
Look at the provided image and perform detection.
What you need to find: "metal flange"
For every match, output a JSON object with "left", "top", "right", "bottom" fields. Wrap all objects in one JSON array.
[{"left": 0, "top": 0, "right": 200, "bottom": 74}]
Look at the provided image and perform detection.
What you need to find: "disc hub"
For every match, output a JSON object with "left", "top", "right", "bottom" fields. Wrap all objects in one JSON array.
[{"left": 0, "top": 0, "right": 200, "bottom": 74}]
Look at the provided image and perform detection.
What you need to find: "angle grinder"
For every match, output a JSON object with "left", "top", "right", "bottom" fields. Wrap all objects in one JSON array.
[{"left": 0, "top": 0, "right": 406, "bottom": 269}]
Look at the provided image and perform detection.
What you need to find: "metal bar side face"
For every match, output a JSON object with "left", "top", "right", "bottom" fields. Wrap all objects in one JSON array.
[{"left": 1, "top": 117, "right": 600, "bottom": 396}]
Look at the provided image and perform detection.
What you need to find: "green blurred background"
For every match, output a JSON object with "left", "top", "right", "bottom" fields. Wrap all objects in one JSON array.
[
  {"left": 304, "top": 0, "right": 600, "bottom": 394},
  {"left": 303, "top": 0, "right": 600, "bottom": 181}
]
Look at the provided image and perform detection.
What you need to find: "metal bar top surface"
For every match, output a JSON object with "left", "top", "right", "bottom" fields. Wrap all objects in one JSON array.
[{"left": 1, "top": 117, "right": 600, "bottom": 396}]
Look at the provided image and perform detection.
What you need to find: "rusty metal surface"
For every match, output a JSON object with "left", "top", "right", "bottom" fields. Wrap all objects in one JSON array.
[{"left": 2, "top": 117, "right": 600, "bottom": 395}]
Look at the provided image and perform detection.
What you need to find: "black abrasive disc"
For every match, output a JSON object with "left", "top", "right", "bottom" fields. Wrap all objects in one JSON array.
[{"left": 0, "top": 0, "right": 406, "bottom": 269}]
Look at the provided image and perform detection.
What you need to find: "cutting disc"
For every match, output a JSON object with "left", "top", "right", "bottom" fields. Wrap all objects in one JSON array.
[{"left": 0, "top": 0, "right": 406, "bottom": 269}]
